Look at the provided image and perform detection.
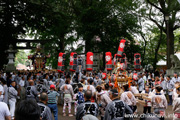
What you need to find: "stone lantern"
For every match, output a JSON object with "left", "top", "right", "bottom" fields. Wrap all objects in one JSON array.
[{"left": 6, "top": 45, "right": 17, "bottom": 72}]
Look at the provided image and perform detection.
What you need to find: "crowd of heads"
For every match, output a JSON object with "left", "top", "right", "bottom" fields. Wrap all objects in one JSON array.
[{"left": 0, "top": 68, "right": 180, "bottom": 120}]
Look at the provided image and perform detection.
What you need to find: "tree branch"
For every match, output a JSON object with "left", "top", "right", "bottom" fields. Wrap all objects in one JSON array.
[
  {"left": 158, "top": 0, "right": 166, "bottom": 12},
  {"left": 146, "top": 0, "right": 164, "bottom": 13},
  {"left": 173, "top": 25, "right": 180, "bottom": 30},
  {"left": 149, "top": 6, "right": 166, "bottom": 33}
]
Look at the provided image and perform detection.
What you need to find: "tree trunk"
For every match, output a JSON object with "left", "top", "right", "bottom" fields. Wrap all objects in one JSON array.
[
  {"left": 140, "top": 33, "right": 147, "bottom": 67},
  {"left": 58, "top": 35, "right": 65, "bottom": 53},
  {"left": 166, "top": 26, "right": 174, "bottom": 69},
  {"left": 153, "top": 25, "right": 164, "bottom": 71},
  {"left": 153, "top": 36, "right": 162, "bottom": 71},
  {"left": 85, "top": 39, "right": 91, "bottom": 53},
  {"left": 103, "top": 50, "right": 105, "bottom": 70},
  {"left": 60, "top": 39, "right": 65, "bottom": 52},
  {"left": 142, "top": 40, "right": 147, "bottom": 66}
]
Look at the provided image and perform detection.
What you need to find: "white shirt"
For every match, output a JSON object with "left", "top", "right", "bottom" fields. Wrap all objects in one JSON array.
[
  {"left": 0, "top": 84, "right": 4, "bottom": 100},
  {"left": 0, "top": 102, "right": 10, "bottom": 120},
  {"left": 121, "top": 91, "right": 136, "bottom": 106},
  {"left": 84, "top": 85, "right": 96, "bottom": 96},
  {"left": 11, "top": 75, "right": 16, "bottom": 81},
  {"left": 173, "top": 88, "right": 178, "bottom": 100},
  {"left": 172, "top": 77, "right": 180, "bottom": 83},
  {"left": 19, "top": 80, "right": 25, "bottom": 87},
  {"left": 130, "top": 86, "right": 139, "bottom": 94},
  {"left": 104, "top": 90, "right": 109, "bottom": 97},
  {"left": 173, "top": 97, "right": 180, "bottom": 113},
  {"left": 143, "top": 76, "right": 147, "bottom": 82},
  {"left": 141, "top": 90, "right": 152, "bottom": 106}
]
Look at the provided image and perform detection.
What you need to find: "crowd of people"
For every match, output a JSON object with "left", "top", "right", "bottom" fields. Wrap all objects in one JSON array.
[{"left": 0, "top": 69, "right": 180, "bottom": 120}]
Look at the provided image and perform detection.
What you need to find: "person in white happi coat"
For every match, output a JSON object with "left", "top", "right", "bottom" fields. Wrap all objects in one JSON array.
[
  {"left": 142, "top": 73, "right": 147, "bottom": 85},
  {"left": 104, "top": 89, "right": 133, "bottom": 120},
  {"left": 173, "top": 82, "right": 180, "bottom": 100},
  {"left": 152, "top": 86, "right": 168, "bottom": 120},
  {"left": 0, "top": 101, "right": 11, "bottom": 120},
  {"left": 103, "top": 83, "right": 110, "bottom": 97},
  {"left": 129, "top": 81, "right": 139, "bottom": 113},
  {"left": 18, "top": 76, "right": 26, "bottom": 100},
  {"left": 160, "top": 77, "right": 167, "bottom": 95},
  {"left": 43, "top": 74, "right": 49, "bottom": 89},
  {"left": 0, "top": 79, "right": 4, "bottom": 102},
  {"left": 1, "top": 78, "right": 8, "bottom": 104},
  {"left": 76, "top": 90, "right": 98, "bottom": 120},
  {"left": 56, "top": 76, "right": 65, "bottom": 105},
  {"left": 172, "top": 73, "right": 180, "bottom": 84},
  {"left": 60, "top": 77, "right": 74, "bottom": 116},
  {"left": 166, "top": 76, "right": 174, "bottom": 105},
  {"left": 173, "top": 86, "right": 180, "bottom": 120},
  {"left": 83, "top": 78, "right": 96, "bottom": 98},
  {"left": 93, "top": 75, "right": 102, "bottom": 87},
  {"left": 141, "top": 85, "right": 153, "bottom": 114},
  {"left": 152, "top": 87, "right": 164, "bottom": 95},
  {"left": 137, "top": 74, "right": 144, "bottom": 93},
  {"left": 96, "top": 86, "right": 111, "bottom": 120},
  {"left": 121, "top": 84, "right": 137, "bottom": 113},
  {"left": 8, "top": 81, "right": 18, "bottom": 119},
  {"left": 129, "top": 81, "right": 139, "bottom": 94}
]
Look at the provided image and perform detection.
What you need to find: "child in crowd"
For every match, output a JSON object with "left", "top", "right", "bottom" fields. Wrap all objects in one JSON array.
[
  {"left": 141, "top": 85, "right": 152, "bottom": 114},
  {"left": 73, "top": 84, "right": 84, "bottom": 115},
  {"left": 155, "top": 76, "right": 161, "bottom": 86}
]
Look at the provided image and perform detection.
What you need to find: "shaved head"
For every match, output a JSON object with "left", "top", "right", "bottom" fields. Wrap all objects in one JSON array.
[
  {"left": 85, "top": 90, "right": 92, "bottom": 100},
  {"left": 40, "top": 92, "right": 48, "bottom": 101},
  {"left": 29, "top": 80, "right": 34, "bottom": 86}
]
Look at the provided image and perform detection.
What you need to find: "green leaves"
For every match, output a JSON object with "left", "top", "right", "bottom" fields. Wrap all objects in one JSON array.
[
  {"left": 5, "top": 0, "right": 180, "bottom": 70},
  {"left": 15, "top": 50, "right": 30, "bottom": 67},
  {"left": 0, "top": 0, "right": 143, "bottom": 69}
]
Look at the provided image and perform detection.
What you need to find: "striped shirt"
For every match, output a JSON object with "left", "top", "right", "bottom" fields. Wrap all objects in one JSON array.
[{"left": 47, "top": 90, "right": 59, "bottom": 104}]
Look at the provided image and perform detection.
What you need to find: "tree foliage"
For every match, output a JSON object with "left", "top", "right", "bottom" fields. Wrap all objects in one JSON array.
[
  {"left": 143, "top": 0, "right": 180, "bottom": 68},
  {"left": 2, "top": 0, "right": 179, "bottom": 70},
  {"left": 142, "top": 26, "right": 166, "bottom": 68},
  {"left": 24, "top": 0, "right": 142, "bottom": 68},
  {"left": 15, "top": 50, "right": 30, "bottom": 66},
  {"left": 0, "top": 0, "right": 55, "bottom": 69}
]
